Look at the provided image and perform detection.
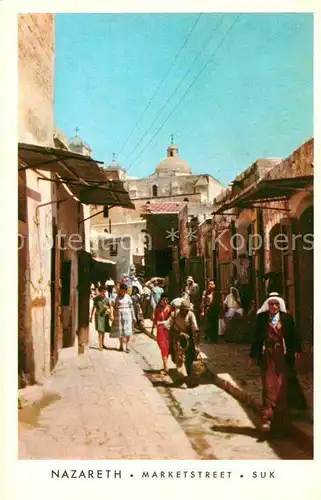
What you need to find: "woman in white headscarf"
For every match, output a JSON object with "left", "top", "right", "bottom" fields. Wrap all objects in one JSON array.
[
  {"left": 256, "top": 292, "right": 287, "bottom": 315},
  {"left": 248, "top": 294, "right": 302, "bottom": 433},
  {"left": 223, "top": 286, "right": 243, "bottom": 320}
]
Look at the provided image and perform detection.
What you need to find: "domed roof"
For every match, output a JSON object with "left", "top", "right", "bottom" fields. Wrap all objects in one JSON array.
[
  {"left": 70, "top": 135, "right": 84, "bottom": 147},
  {"left": 104, "top": 153, "right": 126, "bottom": 172},
  {"left": 155, "top": 143, "right": 191, "bottom": 176},
  {"left": 106, "top": 159, "right": 122, "bottom": 170}
]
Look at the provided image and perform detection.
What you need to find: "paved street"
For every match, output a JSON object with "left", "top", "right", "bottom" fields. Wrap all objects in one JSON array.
[
  {"left": 131, "top": 332, "right": 312, "bottom": 460},
  {"left": 18, "top": 327, "right": 197, "bottom": 459},
  {"left": 19, "top": 327, "right": 311, "bottom": 460}
]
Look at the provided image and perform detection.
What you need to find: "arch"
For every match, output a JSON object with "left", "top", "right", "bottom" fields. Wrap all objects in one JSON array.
[
  {"left": 152, "top": 184, "right": 158, "bottom": 197},
  {"left": 292, "top": 192, "right": 313, "bottom": 219}
]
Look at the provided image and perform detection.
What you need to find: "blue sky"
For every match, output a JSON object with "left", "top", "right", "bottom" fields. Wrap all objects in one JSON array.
[{"left": 54, "top": 13, "right": 313, "bottom": 185}]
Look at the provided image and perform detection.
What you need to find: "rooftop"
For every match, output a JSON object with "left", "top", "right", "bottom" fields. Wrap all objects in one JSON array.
[{"left": 142, "top": 201, "right": 184, "bottom": 214}]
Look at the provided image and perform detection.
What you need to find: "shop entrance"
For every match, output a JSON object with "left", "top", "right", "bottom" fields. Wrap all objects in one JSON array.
[{"left": 154, "top": 248, "right": 173, "bottom": 277}]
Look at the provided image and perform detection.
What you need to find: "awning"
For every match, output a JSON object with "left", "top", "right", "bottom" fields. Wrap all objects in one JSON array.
[
  {"left": 213, "top": 175, "right": 313, "bottom": 214},
  {"left": 18, "top": 143, "right": 134, "bottom": 209},
  {"left": 91, "top": 256, "right": 116, "bottom": 265}
]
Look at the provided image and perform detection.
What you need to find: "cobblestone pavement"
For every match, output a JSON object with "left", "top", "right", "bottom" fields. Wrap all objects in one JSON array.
[
  {"left": 200, "top": 340, "right": 313, "bottom": 414},
  {"left": 18, "top": 327, "right": 197, "bottom": 460},
  {"left": 144, "top": 319, "right": 313, "bottom": 423},
  {"left": 131, "top": 332, "right": 312, "bottom": 460}
]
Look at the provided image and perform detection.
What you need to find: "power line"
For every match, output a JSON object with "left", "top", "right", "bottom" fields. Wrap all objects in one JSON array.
[
  {"left": 128, "top": 14, "right": 241, "bottom": 173},
  {"left": 123, "top": 14, "right": 225, "bottom": 165},
  {"left": 116, "top": 13, "right": 202, "bottom": 159}
]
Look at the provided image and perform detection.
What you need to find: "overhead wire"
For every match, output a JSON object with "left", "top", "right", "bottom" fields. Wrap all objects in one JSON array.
[
  {"left": 116, "top": 13, "right": 203, "bottom": 159},
  {"left": 127, "top": 14, "right": 241, "bottom": 173},
  {"left": 123, "top": 14, "right": 225, "bottom": 165}
]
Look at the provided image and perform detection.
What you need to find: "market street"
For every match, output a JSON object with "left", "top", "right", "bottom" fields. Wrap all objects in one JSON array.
[{"left": 19, "top": 326, "right": 311, "bottom": 460}]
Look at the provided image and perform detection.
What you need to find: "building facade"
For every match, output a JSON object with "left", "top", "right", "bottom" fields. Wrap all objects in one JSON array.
[
  {"left": 18, "top": 14, "right": 133, "bottom": 387},
  {"left": 18, "top": 14, "right": 55, "bottom": 385},
  {"left": 90, "top": 141, "right": 224, "bottom": 270},
  {"left": 212, "top": 138, "right": 313, "bottom": 347}
]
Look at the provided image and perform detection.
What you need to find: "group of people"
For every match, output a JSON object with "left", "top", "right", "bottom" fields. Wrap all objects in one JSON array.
[
  {"left": 90, "top": 281, "right": 136, "bottom": 353},
  {"left": 89, "top": 275, "right": 201, "bottom": 379},
  {"left": 90, "top": 273, "right": 305, "bottom": 434}
]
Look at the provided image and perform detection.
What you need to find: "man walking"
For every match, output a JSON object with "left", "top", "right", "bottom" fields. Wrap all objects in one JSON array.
[{"left": 165, "top": 300, "right": 200, "bottom": 379}]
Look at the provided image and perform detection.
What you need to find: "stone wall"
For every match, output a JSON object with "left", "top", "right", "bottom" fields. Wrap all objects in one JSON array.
[
  {"left": 90, "top": 175, "right": 220, "bottom": 259},
  {"left": 19, "top": 14, "right": 54, "bottom": 146},
  {"left": 123, "top": 173, "right": 222, "bottom": 201},
  {"left": 18, "top": 14, "right": 55, "bottom": 384},
  {"left": 265, "top": 138, "right": 313, "bottom": 181}
]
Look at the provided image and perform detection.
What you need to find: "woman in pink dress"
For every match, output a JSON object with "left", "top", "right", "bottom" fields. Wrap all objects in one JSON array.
[{"left": 152, "top": 294, "right": 172, "bottom": 373}]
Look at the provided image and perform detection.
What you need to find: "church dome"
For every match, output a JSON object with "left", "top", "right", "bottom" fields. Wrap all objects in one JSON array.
[
  {"left": 106, "top": 159, "right": 122, "bottom": 170},
  {"left": 104, "top": 153, "right": 126, "bottom": 173},
  {"left": 69, "top": 130, "right": 92, "bottom": 155},
  {"left": 154, "top": 143, "right": 191, "bottom": 176},
  {"left": 70, "top": 135, "right": 84, "bottom": 148}
]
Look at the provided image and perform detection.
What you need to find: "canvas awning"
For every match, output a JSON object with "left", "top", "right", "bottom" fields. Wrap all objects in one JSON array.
[
  {"left": 91, "top": 256, "right": 116, "bottom": 265},
  {"left": 213, "top": 176, "right": 313, "bottom": 214},
  {"left": 18, "top": 142, "right": 134, "bottom": 209}
]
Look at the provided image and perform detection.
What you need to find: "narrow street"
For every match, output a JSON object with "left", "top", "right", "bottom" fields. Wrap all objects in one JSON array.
[
  {"left": 131, "top": 332, "right": 311, "bottom": 460},
  {"left": 19, "top": 328, "right": 311, "bottom": 460},
  {"left": 15, "top": 12, "right": 314, "bottom": 468},
  {"left": 19, "top": 326, "right": 196, "bottom": 460}
]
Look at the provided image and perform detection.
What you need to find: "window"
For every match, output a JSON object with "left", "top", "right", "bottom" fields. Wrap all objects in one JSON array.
[
  {"left": 169, "top": 151, "right": 174, "bottom": 157},
  {"left": 172, "top": 183, "right": 180, "bottom": 195},
  {"left": 152, "top": 185, "right": 158, "bottom": 197},
  {"left": 109, "top": 242, "right": 118, "bottom": 257}
]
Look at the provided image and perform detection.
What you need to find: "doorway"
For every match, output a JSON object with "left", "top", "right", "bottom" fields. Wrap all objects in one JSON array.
[
  {"left": 297, "top": 206, "right": 313, "bottom": 343},
  {"left": 154, "top": 248, "right": 173, "bottom": 277}
]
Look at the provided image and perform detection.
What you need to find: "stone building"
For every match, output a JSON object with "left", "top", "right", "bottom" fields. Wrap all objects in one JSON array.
[
  {"left": 18, "top": 14, "right": 132, "bottom": 387},
  {"left": 141, "top": 202, "right": 189, "bottom": 298},
  {"left": 18, "top": 13, "right": 55, "bottom": 386},
  {"left": 212, "top": 138, "right": 313, "bottom": 346},
  {"left": 90, "top": 234, "right": 131, "bottom": 282},
  {"left": 90, "top": 140, "right": 224, "bottom": 270}
]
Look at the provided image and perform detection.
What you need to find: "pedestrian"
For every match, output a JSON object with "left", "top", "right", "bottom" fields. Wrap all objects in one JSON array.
[
  {"left": 106, "top": 281, "right": 117, "bottom": 301},
  {"left": 200, "top": 280, "right": 221, "bottom": 342},
  {"left": 90, "top": 283, "right": 97, "bottom": 299},
  {"left": 171, "top": 293, "right": 195, "bottom": 312},
  {"left": 141, "top": 281, "right": 151, "bottom": 318},
  {"left": 90, "top": 285, "right": 111, "bottom": 351},
  {"left": 110, "top": 283, "right": 136, "bottom": 353},
  {"left": 165, "top": 300, "right": 200, "bottom": 378},
  {"left": 131, "top": 285, "right": 146, "bottom": 332},
  {"left": 152, "top": 293, "right": 172, "bottom": 373},
  {"left": 257, "top": 292, "right": 283, "bottom": 314},
  {"left": 248, "top": 294, "right": 301, "bottom": 432},
  {"left": 151, "top": 279, "right": 164, "bottom": 306},
  {"left": 224, "top": 286, "right": 243, "bottom": 319},
  {"left": 184, "top": 276, "right": 200, "bottom": 320}
]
